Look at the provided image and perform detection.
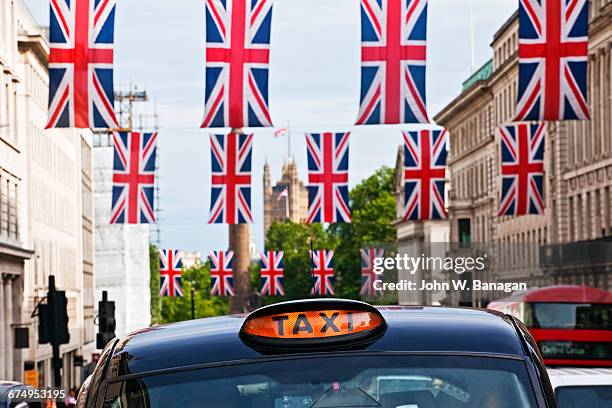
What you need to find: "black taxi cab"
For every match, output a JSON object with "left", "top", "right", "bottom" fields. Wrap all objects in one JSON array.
[{"left": 77, "top": 299, "right": 558, "bottom": 407}]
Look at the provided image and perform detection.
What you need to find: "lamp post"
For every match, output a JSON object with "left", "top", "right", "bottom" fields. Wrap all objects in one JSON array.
[{"left": 228, "top": 128, "right": 251, "bottom": 313}]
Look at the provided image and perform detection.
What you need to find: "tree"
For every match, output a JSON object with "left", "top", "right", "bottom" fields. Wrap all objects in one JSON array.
[
  {"left": 150, "top": 245, "right": 229, "bottom": 323},
  {"left": 159, "top": 261, "right": 229, "bottom": 323},
  {"left": 264, "top": 221, "right": 338, "bottom": 302},
  {"left": 149, "top": 244, "right": 162, "bottom": 324},
  {"left": 329, "top": 166, "right": 397, "bottom": 301}
]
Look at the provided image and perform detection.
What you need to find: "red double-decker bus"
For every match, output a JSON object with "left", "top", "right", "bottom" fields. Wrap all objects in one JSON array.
[{"left": 487, "top": 285, "right": 612, "bottom": 367}]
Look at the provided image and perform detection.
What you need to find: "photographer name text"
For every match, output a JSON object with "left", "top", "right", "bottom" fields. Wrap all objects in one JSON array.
[{"left": 374, "top": 279, "right": 527, "bottom": 293}]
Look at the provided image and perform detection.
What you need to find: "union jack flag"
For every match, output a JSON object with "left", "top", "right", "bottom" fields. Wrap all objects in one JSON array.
[
  {"left": 159, "top": 249, "right": 183, "bottom": 297},
  {"left": 498, "top": 123, "right": 546, "bottom": 216},
  {"left": 209, "top": 251, "right": 234, "bottom": 296},
  {"left": 201, "top": 0, "right": 273, "bottom": 128},
  {"left": 306, "top": 132, "right": 351, "bottom": 224},
  {"left": 260, "top": 251, "right": 284, "bottom": 296},
  {"left": 514, "top": 0, "right": 590, "bottom": 121},
  {"left": 310, "top": 250, "right": 334, "bottom": 296},
  {"left": 111, "top": 132, "right": 157, "bottom": 224},
  {"left": 356, "top": 0, "right": 429, "bottom": 125},
  {"left": 47, "top": 0, "right": 118, "bottom": 129},
  {"left": 209, "top": 133, "right": 254, "bottom": 224},
  {"left": 360, "top": 248, "right": 384, "bottom": 297},
  {"left": 403, "top": 129, "right": 447, "bottom": 220}
]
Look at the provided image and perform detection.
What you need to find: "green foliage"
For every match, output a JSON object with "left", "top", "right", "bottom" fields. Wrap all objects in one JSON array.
[
  {"left": 265, "top": 221, "right": 338, "bottom": 302},
  {"left": 329, "top": 166, "right": 398, "bottom": 302},
  {"left": 150, "top": 244, "right": 229, "bottom": 323},
  {"left": 261, "top": 166, "right": 398, "bottom": 304},
  {"left": 149, "top": 244, "right": 162, "bottom": 324},
  {"left": 159, "top": 261, "right": 229, "bottom": 323},
  {"left": 148, "top": 166, "right": 399, "bottom": 322}
]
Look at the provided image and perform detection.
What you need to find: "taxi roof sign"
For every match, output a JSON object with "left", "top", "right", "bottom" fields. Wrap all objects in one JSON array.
[{"left": 240, "top": 299, "right": 386, "bottom": 350}]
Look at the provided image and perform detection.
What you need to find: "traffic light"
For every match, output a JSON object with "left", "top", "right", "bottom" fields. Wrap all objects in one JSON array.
[
  {"left": 97, "top": 291, "right": 116, "bottom": 349},
  {"left": 37, "top": 283, "right": 70, "bottom": 345},
  {"left": 49, "top": 290, "right": 70, "bottom": 345},
  {"left": 38, "top": 303, "right": 50, "bottom": 344},
  {"left": 34, "top": 276, "right": 69, "bottom": 387}
]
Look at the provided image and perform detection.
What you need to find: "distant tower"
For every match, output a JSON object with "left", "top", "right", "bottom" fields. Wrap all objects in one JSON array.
[{"left": 262, "top": 158, "right": 308, "bottom": 243}]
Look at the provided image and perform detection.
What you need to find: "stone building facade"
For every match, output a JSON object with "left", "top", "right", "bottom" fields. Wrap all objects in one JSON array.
[
  {"left": 393, "top": 147, "right": 450, "bottom": 305},
  {"left": 1, "top": 0, "right": 96, "bottom": 386},
  {"left": 434, "top": 1, "right": 612, "bottom": 306},
  {"left": 0, "top": 0, "right": 34, "bottom": 383},
  {"left": 263, "top": 159, "right": 308, "bottom": 240}
]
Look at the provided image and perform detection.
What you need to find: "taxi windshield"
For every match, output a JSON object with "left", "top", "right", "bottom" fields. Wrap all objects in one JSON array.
[{"left": 103, "top": 355, "right": 539, "bottom": 408}]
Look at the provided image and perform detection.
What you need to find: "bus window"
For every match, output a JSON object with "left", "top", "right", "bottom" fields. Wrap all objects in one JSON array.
[{"left": 532, "top": 303, "right": 612, "bottom": 330}]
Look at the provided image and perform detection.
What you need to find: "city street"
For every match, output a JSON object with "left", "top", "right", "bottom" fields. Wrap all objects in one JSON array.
[{"left": 0, "top": 0, "right": 611, "bottom": 407}]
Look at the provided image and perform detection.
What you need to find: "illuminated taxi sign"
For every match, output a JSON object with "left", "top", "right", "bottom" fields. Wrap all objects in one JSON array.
[{"left": 240, "top": 300, "right": 386, "bottom": 349}]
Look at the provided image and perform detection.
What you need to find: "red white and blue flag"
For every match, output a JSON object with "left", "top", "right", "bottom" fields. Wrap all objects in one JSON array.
[
  {"left": 357, "top": 0, "right": 429, "bottom": 125},
  {"left": 111, "top": 132, "right": 157, "bottom": 224},
  {"left": 260, "top": 251, "right": 284, "bottom": 296},
  {"left": 403, "top": 129, "right": 447, "bottom": 220},
  {"left": 498, "top": 123, "right": 546, "bottom": 216},
  {"left": 159, "top": 249, "right": 183, "bottom": 298},
  {"left": 209, "top": 251, "right": 234, "bottom": 296},
  {"left": 514, "top": 0, "right": 589, "bottom": 121},
  {"left": 306, "top": 132, "right": 351, "bottom": 224},
  {"left": 201, "top": 0, "right": 273, "bottom": 128},
  {"left": 47, "top": 0, "right": 118, "bottom": 129},
  {"left": 310, "top": 250, "right": 335, "bottom": 296},
  {"left": 208, "top": 133, "right": 254, "bottom": 224},
  {"left": 360, "top": 248, "right": 384, "bottom": 297}
]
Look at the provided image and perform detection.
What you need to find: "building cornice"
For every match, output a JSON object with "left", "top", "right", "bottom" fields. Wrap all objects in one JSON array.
[
  {"left": 491, "top": 11, "right": 518, "bottom": 46},
  {"left": 590, "top": 2, "right": 612, "bottom": 37},
  {"left": 433, "top": 82, "right": 491, "bottom": 125},
  {"left": 0, "top": 239, "right": 34, "bottom": 260},
  {"left": 18, "top": 33, "right": 49, "bottom": 67}
]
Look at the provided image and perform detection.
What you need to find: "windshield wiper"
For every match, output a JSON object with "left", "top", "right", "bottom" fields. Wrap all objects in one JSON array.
[{"left": 310, "top": 385, "right": 382, "bottom": 408}]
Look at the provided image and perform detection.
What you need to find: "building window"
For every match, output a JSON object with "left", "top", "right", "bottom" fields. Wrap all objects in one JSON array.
[
  {"left": 605, "top": 187, "right": 612, "bottom": 237},
  {"left": 586, "top": 192, "right": 593, "bottom": 240},
  {"left": 0, "top": 173, "right": 5, "bottom": 236},
  {"left": 576, "top": 195, "right": 583, "bottom": 241},
  {"left": 595, "top": 189, "right": 603, "bottom": 238},
  {"left": 458, "top": 218, "right": 471, "bottom": 246}
]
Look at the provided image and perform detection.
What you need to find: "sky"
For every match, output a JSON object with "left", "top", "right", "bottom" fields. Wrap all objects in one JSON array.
[{"left": 23, "top": 0, "right": 517, "bottom": 255}]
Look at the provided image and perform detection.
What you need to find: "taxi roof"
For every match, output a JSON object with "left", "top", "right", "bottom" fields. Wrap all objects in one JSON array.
[{"left": 108, "top": 306, "right": 527, "bottom": 377}]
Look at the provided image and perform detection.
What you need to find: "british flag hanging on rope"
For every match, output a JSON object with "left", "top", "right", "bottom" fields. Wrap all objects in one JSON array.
[
  {"left": 110, "top": 132, "right": 157, "bottom": 224},
  {"left": 403, "top": 129, "right": 447, "bottom": 220},
  {"left": 201, "top": 0, "right": 273, "bottom": 128},
  {"left": 360, "top": 248, "right": 384, "bottom": 297},
  {"left": 47, "top": 0, "right": 118, "bottom": 129},
  {"left": 159, "top": 249, "right": 184, "bottom": 298},
  {"left": 260, "top": 251, "right": 284, "bottom": 296},
  {"left": 498, "top": 123, "right": 546, "bottom": 216},
  {"left": 310, "top": 250, "right": 335, "bottom": 296},
  {"left": 209, "top": 251, "right": 235, "bottom": 296},
  {"left": 209, "top": 133, "right": 254, "bottom": 224},
  {"left": 514, "top": 0, "right": 590, "bottom": 121},
  {"left": 306, "top": 132, "right": 351, "bottom": 224},
  {"left": 356, "top": 0, "right": 429, "bottom": 125}
]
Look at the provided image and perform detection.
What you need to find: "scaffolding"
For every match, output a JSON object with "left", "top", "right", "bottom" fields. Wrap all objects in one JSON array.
[
  {"left": 115, "top": 85, "right": 148, "bottom": 131},
  {"left": 93, "top": 85, "right": 162, "bottom": 246}
]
